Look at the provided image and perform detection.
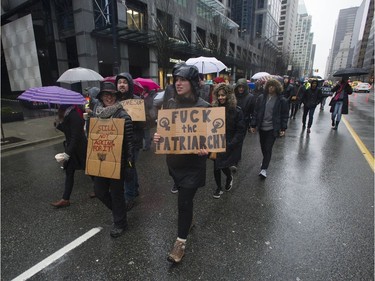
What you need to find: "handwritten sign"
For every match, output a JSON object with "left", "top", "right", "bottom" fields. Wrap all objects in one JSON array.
[
  {"left": 85, "top": 118, "right": 124, "bottom": 179},
  {"left": 120, "top": 99, "right": 146, "bottom": 121},
  {"left": 155, "top": 107, "right": 226, "bottom": 154},
  {"left": 320, "top": 86, "right": 333, "bottom": 97}
]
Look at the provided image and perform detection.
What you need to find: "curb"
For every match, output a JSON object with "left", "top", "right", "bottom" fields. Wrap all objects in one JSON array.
[{"left": 1, "top": 135, "right": 65, "bottom": 153}]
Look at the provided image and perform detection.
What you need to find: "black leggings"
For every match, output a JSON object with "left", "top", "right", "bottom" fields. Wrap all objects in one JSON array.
[
  {"left": 177, "top": 187, "right": 198, "bottom": 239},
  {"left": 63, "top": 162, "right": 75, "bottom": 200},
  {"left": 214, "top": 167, "right": 231, "bottom": 189},
  {"left": 259, "top": 129, "right": 276, "bottom": 170}
]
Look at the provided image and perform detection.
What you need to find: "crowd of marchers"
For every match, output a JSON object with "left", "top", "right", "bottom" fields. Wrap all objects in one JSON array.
[{"left": 50, "top": 64, "right": 353, "bottom": 264}]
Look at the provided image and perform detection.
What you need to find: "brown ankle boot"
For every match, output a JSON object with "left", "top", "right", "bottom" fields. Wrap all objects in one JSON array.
[
  {"left": 167, "top": 239, "right": 186, "bottom": 263},
  {"left": 50, "top": 199, "right": 70, "bottom": 208}
]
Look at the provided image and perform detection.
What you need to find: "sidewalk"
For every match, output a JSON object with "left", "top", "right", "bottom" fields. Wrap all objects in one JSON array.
[{"left": 1, "top": 116, "right": 64, "bottom": 152}]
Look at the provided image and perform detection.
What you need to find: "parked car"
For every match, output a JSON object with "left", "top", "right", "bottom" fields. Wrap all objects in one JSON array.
[
  {"left": 353, "top": 83, "right": 372, "bottom": 93},
  {"left": 350, "top": 80, "right": 362, "bottom": 87}
]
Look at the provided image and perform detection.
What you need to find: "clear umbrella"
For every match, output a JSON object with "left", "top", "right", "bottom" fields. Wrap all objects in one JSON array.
[
  {"left": 251, "top": 72, "right": 270, "bottom": 80},
  {"left": 57, "top": 67, "right": 104, "bottom": 83},
  {"left": 185, "top": 56, "right": 227, "bottom": 74}
]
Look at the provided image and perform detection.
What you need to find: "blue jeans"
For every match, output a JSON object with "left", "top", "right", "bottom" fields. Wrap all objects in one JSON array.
[
  {"left": 302, "top": 105, "right": 317, "bottom": 128},
  {"left": 332, "top": 101, "right": 344, "bottom": 122},
  {"left": 124, "top": 149, "right": 140, "bottom": 201}
]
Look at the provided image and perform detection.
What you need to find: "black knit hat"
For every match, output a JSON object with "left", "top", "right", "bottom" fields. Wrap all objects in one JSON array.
[{"left": 97, "top": 82, "right": 119, "bottom": 101}]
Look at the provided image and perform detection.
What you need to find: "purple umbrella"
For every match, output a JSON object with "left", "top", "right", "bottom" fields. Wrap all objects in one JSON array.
[{"left": 17, "top": 86, "right": 87, "bottom": 105}]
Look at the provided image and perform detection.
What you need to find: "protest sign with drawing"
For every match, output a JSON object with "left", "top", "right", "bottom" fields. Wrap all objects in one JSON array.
[
  {"left": 85, "top": 118, "right": 124, "bottom": 179},
  {"left": 120, "top": 99, "right": 146, "bottom": 121},
  {"left": 155, "top": 107, "right": 226, "bottom": 154}
]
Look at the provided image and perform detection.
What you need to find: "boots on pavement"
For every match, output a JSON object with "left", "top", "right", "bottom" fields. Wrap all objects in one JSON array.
[{"left": 50, "top": 199, "right": 70, "bottom": 208}]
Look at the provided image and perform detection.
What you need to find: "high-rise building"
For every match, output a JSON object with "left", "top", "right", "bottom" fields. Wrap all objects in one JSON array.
[
  {"left": 252, "top": 0, "right": 282, "bottom": 73},
  {"left": 351, "top": 0, "right": 374, "bottom": 82},
  {"left": 291, "top": 0, "right": 314, "bottom": 78},
  {"left": 277, "top": 0, "right": 298, "bottom": 74},
  {"left": 325, "top": 6, "right": 358, "bottom": 79},
  {"left": 230, "top": 0, "right": 255, "bottom": 39}
]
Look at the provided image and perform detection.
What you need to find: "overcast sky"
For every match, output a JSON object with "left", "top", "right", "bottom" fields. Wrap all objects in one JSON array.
[{"left": 304, "top": 0, "right": 363, "bottom": 78}]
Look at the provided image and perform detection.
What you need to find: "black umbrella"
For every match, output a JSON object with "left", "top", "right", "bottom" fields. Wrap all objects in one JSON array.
[{"left": 333, "top": 68, "right": 369, "bottom": 77}]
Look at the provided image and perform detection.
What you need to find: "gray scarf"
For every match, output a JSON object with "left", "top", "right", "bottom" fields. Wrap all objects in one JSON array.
[{"left": 95, "top": 101, "right": 123, "bottom": 118}]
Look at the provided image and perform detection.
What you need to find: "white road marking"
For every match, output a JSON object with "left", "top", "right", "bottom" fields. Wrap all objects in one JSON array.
[{"left": 11, "top": 227, "right": 102, "bottom": 281}]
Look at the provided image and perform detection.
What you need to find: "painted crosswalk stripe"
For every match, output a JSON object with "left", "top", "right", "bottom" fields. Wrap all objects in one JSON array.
[{"left": 11, "top": 227, "right": 102, "bottom": 281}]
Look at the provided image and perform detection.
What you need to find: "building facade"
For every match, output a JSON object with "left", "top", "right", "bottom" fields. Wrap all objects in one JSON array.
[
  {"left": 351, "top": 0, "right": 374, "bottom": 82},
  {"left": 325, "top": 6, "right": 358, "bottom": 79},
  {"left": 290, "top": 0, "right": 314, "bottom": 78},
  {"left": 277, "top": 0, "right": 298, "bottom": 75},
  {"left": 2, "top": 0, "right": 284, "bottom": 94},
  {"left": 252, "top": 0, "right": 282, "bottom": 74}
]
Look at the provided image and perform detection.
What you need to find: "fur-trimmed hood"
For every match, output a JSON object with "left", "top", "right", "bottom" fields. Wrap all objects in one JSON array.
[
  {"left": 212, "top": 83, "right": 237, "bottom": 109},
  {"left": 264, "top": 79, "right": 283, "bottom": 95}
]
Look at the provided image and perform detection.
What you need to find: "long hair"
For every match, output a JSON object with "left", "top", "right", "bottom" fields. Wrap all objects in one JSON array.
[{"left": 212, "top": 83, "right": 237, "bottom": 109}]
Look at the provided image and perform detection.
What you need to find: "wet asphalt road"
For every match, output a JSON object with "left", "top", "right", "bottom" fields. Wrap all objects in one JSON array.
[{"left": 1, "top": 93, "right": 374, "bottom": 281}]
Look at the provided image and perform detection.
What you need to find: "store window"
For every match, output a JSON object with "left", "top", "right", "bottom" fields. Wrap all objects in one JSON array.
[
  {"left": 55, "top": 0, "right": 74, "bottom": 33},
  {"left": 179, "top": 20, "right": 191, "bottom": 43},
  {"left": 127, "top": 8, "right": 145, "bottom": 30},
  {"left": 157, "top": 10, "right": 173, "bottom": 37}
]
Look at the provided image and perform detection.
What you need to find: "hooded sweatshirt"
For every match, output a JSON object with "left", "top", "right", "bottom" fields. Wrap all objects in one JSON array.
[
  {"left": 116, "top": 72, "right": 145, "bottom": 150},
  {"left": 234, "top": 78, "right": 255, "bottom": 128}
]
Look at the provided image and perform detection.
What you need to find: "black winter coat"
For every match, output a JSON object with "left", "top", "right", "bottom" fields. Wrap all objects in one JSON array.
[
  {"left": 251, "top": 94, "right": 289, "bottom": 137},
  {"left": 329, "top": 83, "right": 353, "bottom": 115},
  {"left": 235, "top": 93, "right": 255, "bottom": 129},
  {"left": 56, "top": 109, "right": 87, "bottom": 170},
  {"left": 301, "top": 87, "right": 323, "bottom": 108},
  {"left": 165, "top": 97, "right": 210, "bottom": 189},
  {"left": 281, "top": 83, "right": 295, "bottom": 100},
  {"left": 215, "top": 106, "right": 246, "bottom": 169}
]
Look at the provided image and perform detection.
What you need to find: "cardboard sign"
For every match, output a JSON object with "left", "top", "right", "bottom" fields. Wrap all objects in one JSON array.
[
  {"left": 155, "top": 107, "right": 226, "bottom": 154},
  {"left": 120, "top": 99, "right": 146, "bottom": 121},
  {"left": 86, "top": 118, "right": 124, "bottom": 179}
]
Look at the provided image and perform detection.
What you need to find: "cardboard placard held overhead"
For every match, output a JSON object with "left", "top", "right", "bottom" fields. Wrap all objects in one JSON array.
[
  {"left": 155, "top": 107, "right": 226, "bottom": 154},
  {"left": 120, "top": 99, "right": 146, "bottom": 121},
  {"left": 86, "top": 118, "right": 124, "bottom": 179}
]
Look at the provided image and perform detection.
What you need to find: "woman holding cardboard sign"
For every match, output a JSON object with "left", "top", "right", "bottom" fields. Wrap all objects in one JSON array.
[
  {"left": 153, "top": 64, "right": 210, "bottom": 263},
  {"left": 91, "top": 82, "right": 134, "bottom": 238},
  {"left": 211, "top": 83, "right": 246, "bottom": 199}
]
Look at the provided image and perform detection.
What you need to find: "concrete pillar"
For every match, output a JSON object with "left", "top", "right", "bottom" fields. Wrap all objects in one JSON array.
[{"left": 72, "top": 1, "right": 98, "bottom": 71}]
